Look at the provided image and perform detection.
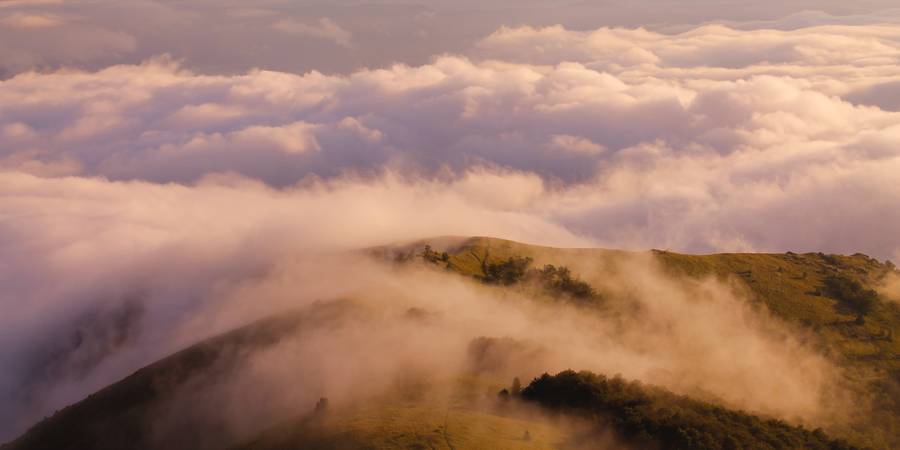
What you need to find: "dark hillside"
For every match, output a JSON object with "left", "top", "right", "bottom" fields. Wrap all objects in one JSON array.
[{"left": 0, "top": 304, "right": 345, "bottom": 450}]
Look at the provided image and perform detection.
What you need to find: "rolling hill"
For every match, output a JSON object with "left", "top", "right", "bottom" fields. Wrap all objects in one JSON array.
[{"left": 4, "top": 237, "right": 899, "bottom": 449}]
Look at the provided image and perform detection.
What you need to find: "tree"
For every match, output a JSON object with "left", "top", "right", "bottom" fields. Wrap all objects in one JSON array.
[
  {"left": 519, "top": 370, "right": 859, "bottom": 450},
  {"left": 422, "top": 244, "right": 441, "bottom": 263},
  {"left": 824, "top": 274, "right": 878, "bottom": 324},
  {"left": 511, "top": 377, "right": 522, "bottom": 396},
  {"left": 536, "top": 264, "right": 598, "bottom": 301},
  {"left": 483, "top": 256, "right": 532, "bottom": 285},
  {"left": 314, "top": 397, "right": 329, "bottom": 414}
]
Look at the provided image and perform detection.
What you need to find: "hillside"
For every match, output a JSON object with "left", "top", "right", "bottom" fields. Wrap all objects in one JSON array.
[
  {"left": 233, "top": 389, "right": 577, "bottom": 450},
  {"left": 0, "top": 303, "right": 350, "bottom": 450},
  {"left": 388, "top": 237, "right": 900, "bottom": 371},
  {"left": 381, "top": 236, "right": 900, "bottom": 448},
  {"left": 520, "top": 370, "right": 859, "bottom": 450},
  {"left": 5, "top": 237, "right": 899, "bottom": 449}
]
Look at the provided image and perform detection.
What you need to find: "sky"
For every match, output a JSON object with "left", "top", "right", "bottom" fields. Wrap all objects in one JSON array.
[
  {"left": 3, "top": 0, "right": 900, "bottom": 442},
  {"left": 3, "top": 0, "right": 900, "bottom": 258}
]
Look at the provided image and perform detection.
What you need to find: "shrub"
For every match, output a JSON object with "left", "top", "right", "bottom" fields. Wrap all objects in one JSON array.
[
  {"left": 483, "top": 256, "right": 532, "bottom": 285},
  {"left": 536, "top": 265, "right": 598, "bottom": 301},
  {"left": 823, "top": 274, "right": 878, "bottom": 324},
  {"left": 521, "top": 370, "right": 859, "bottom": 450}
]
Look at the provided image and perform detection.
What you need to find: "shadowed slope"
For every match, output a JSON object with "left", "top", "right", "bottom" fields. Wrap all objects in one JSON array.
[{"left": 1, "top": 303, "right": 354, "bottom": 450}]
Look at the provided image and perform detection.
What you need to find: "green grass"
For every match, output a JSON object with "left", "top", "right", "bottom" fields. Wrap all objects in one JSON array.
[
  {"left": 403, "top": 238, "right": 900, "bottom": 448},
  {"left": 405, "top": 238, "right": 900, "bottom": 373},
  {"left": 236, "top": 395, "right": 572, "bottom": 450},
  {"left": 652, "top": 250, "right": 900, "bottom": 370}
]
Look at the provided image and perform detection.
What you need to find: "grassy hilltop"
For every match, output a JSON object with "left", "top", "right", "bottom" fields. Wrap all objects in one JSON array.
[{"left": 390, "top": 236, "right": 900, "bottom": 372}]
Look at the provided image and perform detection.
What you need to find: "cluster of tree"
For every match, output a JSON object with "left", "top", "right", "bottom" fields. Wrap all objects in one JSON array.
[
  {"left": 482, "top": 256, "right": 533, "bottom": 285},
  {"left": 497, "top": 377, "right": 523, "bottom": 399},
  {"left": 480, "top": 257, "right": 603, "bottom": 305},
  {"left": 823, "top": 274, "right": 879, "bottom": 324},
  {"left": 421, "top": 245, "right": 449, "bottom": 264},
  {"left": 534, "top": 264, "right": 598, "bottom": 301},
  {"left": 518, "top": 370, "right": 859, "bottom": 450}
]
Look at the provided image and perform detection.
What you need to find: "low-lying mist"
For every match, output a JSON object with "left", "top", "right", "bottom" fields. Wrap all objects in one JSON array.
[
  {"left": 0, "top": 172, "right": 857, "bottom": 446},
  {"left": 23, "top": 250, "right": 854, "bottom": 448}
]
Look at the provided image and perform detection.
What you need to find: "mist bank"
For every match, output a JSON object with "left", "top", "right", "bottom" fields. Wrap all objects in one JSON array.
[{"left": 1, "top": 230, "right": 859, "bottom": 445}]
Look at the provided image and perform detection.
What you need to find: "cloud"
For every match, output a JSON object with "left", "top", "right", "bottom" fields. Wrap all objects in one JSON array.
[
  {"left": 476, "top": 23, "right": 900, "bottom": 72},
  {"left": 3, "top": 21, "right": 900, "bottom": 257},
  {"left": 0, "top": 18, "right": 136, "bottom": 76},
  {"left": 0, "top": 167, "right": 589, "bottom": 438},
  {"left": 878, "top": 270, "right": 900, "bottom": 303},
  {"left": 0, "top": 12, "right": 63, "bottom": 28},
  {"left": 3, "top": 1, "right": 900, "bottom": 78},
  {"left": 0, "top": 170, "right": 852, "bottom": 442},
  {"left": 548, "top": 134, "right": 606, "bottom": 155},
  {"left": 272, "top": 17, "right": 353, "bottom": 48}
]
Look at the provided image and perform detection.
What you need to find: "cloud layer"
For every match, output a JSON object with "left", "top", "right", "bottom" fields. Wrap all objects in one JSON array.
[
  {"left": 3, "top": 22, "right": 900, "bottom": 258},
  {"left": 3, "top": 0, "right": 900, "bottom": 77}
]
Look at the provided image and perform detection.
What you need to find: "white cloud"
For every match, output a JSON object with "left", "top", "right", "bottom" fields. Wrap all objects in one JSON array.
[
  {"left": 0, "top": 22, "right": 136, "bottom": 76},
  {"left": 548, "top": 134, "right": 606, "bottom": 155},
  {"left": 272, "top": 17, "right": 353, "bottom": 47},
  {"left": 0, "top": 12, "right": 63, "bottom": 28},
  {"left": 2, "top": 21, "right": 900, "bottom": 259}
]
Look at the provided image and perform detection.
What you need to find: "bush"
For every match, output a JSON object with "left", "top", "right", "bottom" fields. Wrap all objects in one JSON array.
[
  {"left": 823, "top": 274, "right": 878, "bottom": 324},
  {"left": 521, "top": 370, "right": 859, "bottom": 450},
  {"left": 483, "top": 256, "right": 533, "bottom": 285},
  {"left": 535, "top": 265, "right": 598, "bottom": 301}
]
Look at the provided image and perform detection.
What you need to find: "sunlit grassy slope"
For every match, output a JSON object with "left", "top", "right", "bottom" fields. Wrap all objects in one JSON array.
[
  {"left": 398, "top": 236, "right": 900, "bottom": 448},
  {"left": 236, "top": 397, "right": 573, "bottom": 450},
  {"left": 6, "top": 237, "right": 900, "bottom": 450},
  {"left": 653, "top": 250, "right": 900, "bottom": 369},
  {"left": 399, "top": 236, "right": 900, "bottom": 372}
]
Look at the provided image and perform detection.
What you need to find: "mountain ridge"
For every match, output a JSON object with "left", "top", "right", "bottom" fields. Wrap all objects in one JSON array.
[{"left": 5, "top": 237, "right": 899, "bottom": 449}]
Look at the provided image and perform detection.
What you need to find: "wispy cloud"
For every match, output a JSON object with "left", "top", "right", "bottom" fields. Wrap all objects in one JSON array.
[
  {"left": 272, "top": 17, "right": 353, "bottom": 48},
  {"left": 0, "top": 12, "right": 63, "bottom": 28}
]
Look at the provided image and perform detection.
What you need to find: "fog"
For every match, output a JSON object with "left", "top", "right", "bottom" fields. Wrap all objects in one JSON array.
[{"left": 0, "top": 177, "right": 854, "bottom": 442}]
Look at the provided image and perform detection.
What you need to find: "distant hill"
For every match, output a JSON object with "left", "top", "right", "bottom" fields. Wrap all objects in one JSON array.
[{"left": 5, "top": 237, "right": 899, "bottom": 450}]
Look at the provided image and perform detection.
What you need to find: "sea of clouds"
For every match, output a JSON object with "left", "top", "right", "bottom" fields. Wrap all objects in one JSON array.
[
  {"left": 3, "top": 0, "right": 900, "bottom": 444},
  {"left": 3, "top": 19, "right": 900, "bottom": 258}
]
